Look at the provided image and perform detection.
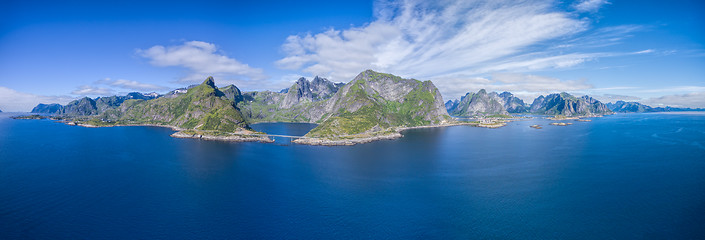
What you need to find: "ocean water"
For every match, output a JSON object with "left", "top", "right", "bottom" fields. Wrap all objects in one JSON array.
[{"left": 1, "top": 112, "right": 704, "bottom": 239}]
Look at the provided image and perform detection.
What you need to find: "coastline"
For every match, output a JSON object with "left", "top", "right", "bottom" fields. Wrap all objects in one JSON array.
[
  {"left": 293, "top": 132, "right": 402, "bottom": 146},
  {"left": 11, "top": 114, "right": 526, "bottom": 146},
  {"left": 293, "top": 121, "right": 482, "bottom": 146},
  {"left": 171, "top": 131, "right": 273, "bottom": 143}
]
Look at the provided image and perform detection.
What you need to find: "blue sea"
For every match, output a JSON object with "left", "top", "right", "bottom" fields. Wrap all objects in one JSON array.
[{"left": 1, "top": 112, "right": 704, "bottom": 239}]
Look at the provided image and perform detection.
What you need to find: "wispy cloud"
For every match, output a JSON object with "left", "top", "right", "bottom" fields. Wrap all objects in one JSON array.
[
  {"left": 0, "top": 86, "right": 75, "bottom": 112},
  {"left": 572, "top": 0, "right": 611, "bottom": 13},
  {"left": 633, "top": 49, "right": 654, "bottom": 54},
  {"left": 96, "top": 78, "right": 168, "bottom": 92},
  {"left": 589, "top": 93, "right": 642, "bottom": 103},
  {"left": 71, "top": 85, "right": 114, "bottom": 96},
  {"left": 638, "top": 86, "right": 705, "bottom": 93},
  {"left": 277, "top": 0, "right": 590, "bottom": 82},
  {"left": 276, "top": 0, "right": 642, "bottom": 100},
  {"left": 138, "top": 41, "right": 267, "bottom": 83}
]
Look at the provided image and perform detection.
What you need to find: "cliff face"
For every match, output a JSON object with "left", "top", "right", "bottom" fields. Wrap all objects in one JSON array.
[
  {"left": 100, "top": 77, "right": 250, "bottom": 133},
  {"left": 530, "top": 92, "right": 612, "bottom": 116},
  {"left": 607, "top": 101, "right": 652, "bottom": 113},
  {"left": 280, "top": 76, "right": 342, "bottom": 108},
  {"left": 499, "top": 92, "right": 527, "bottom": 113},
  {"left": 449, "top": 89, "right": 509, "bottom": 116},
  {"left": 237, "top": 76, "right": 343, "bottom": 123},
  {"left": 304, "top": 70, "right": 450, "bottom": 138},
  {"left": 220, "top": 85, "right": 244, "bottom": 103}
]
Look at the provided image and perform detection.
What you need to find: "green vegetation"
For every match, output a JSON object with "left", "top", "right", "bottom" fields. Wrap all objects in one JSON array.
[
  {"left": 96, "top": 76, "right": 250, "bottom": 133},
  {"left": 306, "top": 71, "right": 447, "bottom": 139}
]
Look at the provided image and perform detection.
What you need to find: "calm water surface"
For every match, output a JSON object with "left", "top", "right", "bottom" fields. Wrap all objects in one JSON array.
[{"left": 1, "top": 112, "right": 704, "bottom": 239}]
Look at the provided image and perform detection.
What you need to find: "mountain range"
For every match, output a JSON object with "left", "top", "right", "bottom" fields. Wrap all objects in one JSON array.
[
  {"left": 28, "top": 69, "right": 699, "bottom": 143},
  {"left": 446, "top": 90, "right": 612, "bottom": 117},
  {"left": 29, "top": 70, "right": 451, "bottom": 143}
]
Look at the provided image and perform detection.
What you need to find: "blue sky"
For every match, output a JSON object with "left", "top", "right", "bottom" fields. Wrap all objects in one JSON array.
[{"left": 0, "top": 0, "right": 703, "bottom": 111}]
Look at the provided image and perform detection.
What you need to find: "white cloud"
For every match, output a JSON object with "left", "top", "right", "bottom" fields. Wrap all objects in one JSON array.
[
  {"left": 573, "top": 0, "right": 611, "bottom": 13},
  {"left": 638, "top": 86, "right": 705, "bottom": 93},
  {"left": 71, "top": 85, "right": 114, "bottom": 96},
  {"left": 590, "top": 94, "right": 642, "bottom": 103},
  {"left": 96, "top": 78, "right": 168, "bottom": 92},
  {"left": 641, "top": 92, "right": 705, "bottom": 108},
  {"left": 633, "top": 49, "right": 654, "bottom": 54},
  {"left": 0, "top": 86, "right": 75, "bottom": 112},
  {"left": 137, "top": 41, "right": 267, "bottom": 83},
  {"left": 277, "top": 0, "right": 590, "bottom": 82}
]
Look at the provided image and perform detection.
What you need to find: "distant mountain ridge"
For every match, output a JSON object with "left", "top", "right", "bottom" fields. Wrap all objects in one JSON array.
[
  {"left": 32, "top": 92, "right": 159, "bottom": 115},
  {"left": 446, "top": 90, "right": 610, "bottom": 117},
  {"left": 607, "top": 100, "right": 705, "bottom": 113},
  {"left": 530, "top": 93, "right": 611, "bottom": 116}
]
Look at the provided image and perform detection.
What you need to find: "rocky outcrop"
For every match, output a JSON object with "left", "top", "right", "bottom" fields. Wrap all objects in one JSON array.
[{"left": 530, "top": 92, "right": 612, "bottom": 116}]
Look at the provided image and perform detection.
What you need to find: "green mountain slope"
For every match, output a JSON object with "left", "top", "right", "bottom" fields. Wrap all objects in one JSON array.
[
  {"left": 98, "top": 77, "right": 250, "bottom": 133},
  {"left": 303, "top": 70, "right": 451, "bottom": 139}
]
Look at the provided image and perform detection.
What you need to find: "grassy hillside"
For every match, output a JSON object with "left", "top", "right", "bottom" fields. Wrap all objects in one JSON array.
[{"left": 96, "top": 77, "right": 250, "bottom": 133}]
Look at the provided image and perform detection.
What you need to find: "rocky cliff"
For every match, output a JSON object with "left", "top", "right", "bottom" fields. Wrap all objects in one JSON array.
[
  {"left": 237, "top": 76, "right": 343, "bottom": 123},
  {"left": 499, "top": 92, "right": 528, "bottom": 113},
  {"left": 530, "top": 92, "right": 611, "bottom": 116},
  {"left": 448, "top": 89, "right": 509, "bottom": 116},
  {"left": 280, "top": 76, "right": 343, "bottom": 108}
]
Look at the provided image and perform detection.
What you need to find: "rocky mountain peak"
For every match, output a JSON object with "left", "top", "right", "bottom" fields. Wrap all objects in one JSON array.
[
  {"left": 280, "top": 76, "right": 343, "bottom": 108},
  {"left": 202, "top": 76, "right": 216, "bottom": 88},
  {"left": 449, "top": 89, "right": 508, "bottom": 116}
]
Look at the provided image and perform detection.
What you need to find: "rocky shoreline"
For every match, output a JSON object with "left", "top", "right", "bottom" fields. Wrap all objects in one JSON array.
[
  {"left": 293, "top": 132, "right": 402, "bottom": 146},
  {"left": 293, "top": 122, "right": 480, "bottom": 146},
  {"left": 171, "top": 131, "right": 273, "bottom": 143}
]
